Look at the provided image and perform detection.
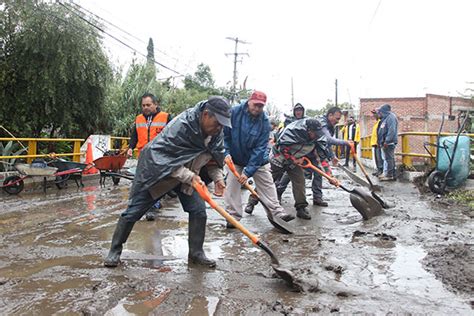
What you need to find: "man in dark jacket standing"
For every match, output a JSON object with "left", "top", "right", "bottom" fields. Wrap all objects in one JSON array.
[
  {"left": 377, "top": 104, "right": 398, "bottom": 181},
  {"left": 224, "top": 91, "right": 294, "bottom": 227},
  {"left": 104, "top": 96, "right": 230, "bottom": 269}
]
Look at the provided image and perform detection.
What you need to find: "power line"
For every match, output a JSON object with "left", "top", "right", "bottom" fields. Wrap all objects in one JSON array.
[
  {"left": 70, "top": 2, "right": 180, "bottom": 64},
  {"left": 58, "top": 2, "right": 183, "bottom": 76}
]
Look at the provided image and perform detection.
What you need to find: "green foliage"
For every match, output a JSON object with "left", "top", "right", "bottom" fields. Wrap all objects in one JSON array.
[
  {"left": 0, "top": 0, "right": 112, "bottom": 138},
  {"left": 447, "top": 189, "right": 474, "bottom": 210},
  {"left": 306, "top": 100, "right": 354, "bottom": 117},
  {"left": 184, "top": 63, "right": 219, "bottom": 94},
  {"left": 0, "top": 141, "right": 27, "bottom": 171}
]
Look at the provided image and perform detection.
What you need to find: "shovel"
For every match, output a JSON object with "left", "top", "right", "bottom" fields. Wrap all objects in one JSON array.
[
  {"left": 298, "top": 157, "right": 382, "bottom": 220},
  {"left": 350, "top": 145, "right": 391, "bottom": 209},
  {"left": 192, "top": 180, "right": 298, "bottom": 289},
  {"left": 225, "top": 158, "right": 294, "bottom": 234}
]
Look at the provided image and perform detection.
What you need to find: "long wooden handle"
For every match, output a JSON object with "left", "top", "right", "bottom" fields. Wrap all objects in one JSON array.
[
  {"left": 193, "top": 181, "right": 259, "bottom": 244},
  {"left": 225, "top": 157, "right": 260, "bottom": 198},
  {"left": 351, "top": 146, "right": 374, "bottom": 187}
]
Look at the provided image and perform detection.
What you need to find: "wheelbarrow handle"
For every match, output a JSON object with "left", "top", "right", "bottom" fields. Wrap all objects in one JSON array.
[
  {"left": 298, "top": 157, "right": 341, "bottom": 187},
  {"left": 193, "top": 180, "right": 259, "bottom": 245}
]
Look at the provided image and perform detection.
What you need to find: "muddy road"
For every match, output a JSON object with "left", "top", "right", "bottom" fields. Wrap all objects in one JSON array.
[{"left": 0, "top": 169, "right": 472, "bottom": 315}]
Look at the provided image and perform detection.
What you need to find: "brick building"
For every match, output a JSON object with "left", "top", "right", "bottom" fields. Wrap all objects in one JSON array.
[{"left": 359, "top": 94, "right": 473, "bottom": 165}]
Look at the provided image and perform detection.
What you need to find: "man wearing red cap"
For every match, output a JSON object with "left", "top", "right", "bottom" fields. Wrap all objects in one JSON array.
[{"left": 223, "top": 91, "right": 295, "bottom": 228}]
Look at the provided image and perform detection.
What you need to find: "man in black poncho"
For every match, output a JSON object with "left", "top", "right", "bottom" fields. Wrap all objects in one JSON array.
[{"left": 104, "top": 96, "right": 230, "bottom": 268}]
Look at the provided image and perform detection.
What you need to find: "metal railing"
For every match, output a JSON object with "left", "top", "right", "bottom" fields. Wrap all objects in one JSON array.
[
  {"left": 0, "top": 138, "right": 84, "bottom": 163},
  {"left": 360, "top": 132, "right": 474, "bottom": 167}
]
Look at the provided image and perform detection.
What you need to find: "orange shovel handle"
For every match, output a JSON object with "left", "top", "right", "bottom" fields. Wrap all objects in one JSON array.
[
  {"left": 225, "top": 157, "right": 260, "bottom": 198},
  {"left": 193, "top": 180, "right": 259, "bottom": 244},
  {"left": 298, "top": 157, "right": 340, "bottom": 187}
]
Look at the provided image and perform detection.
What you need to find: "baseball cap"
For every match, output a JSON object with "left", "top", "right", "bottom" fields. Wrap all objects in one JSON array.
[
  {"left": 206, "top": 96, "right": 232, "bottom": 127},
  {"left": 249, "top": 90, "right": 267, "bottom": 105}
]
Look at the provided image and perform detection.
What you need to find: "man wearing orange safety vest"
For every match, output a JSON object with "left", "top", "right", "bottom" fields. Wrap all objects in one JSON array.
[
  {"left": 129, "top": 93, "right": 172, "bottom": 157},
  {"left": 128, "top": 93, "right": 173, "bottom": 221}
]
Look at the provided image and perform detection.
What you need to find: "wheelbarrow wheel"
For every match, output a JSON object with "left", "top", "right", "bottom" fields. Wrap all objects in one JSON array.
[
  {"left": 55, "top": 175, "right": 69, "bottom": 189},
  {"left": 3, "top": 175, "right": 24, "bottom": 195},
  {"left": 428, "top": 170, "right": 446, "bottom": 194},
  {"left": 112, "top": 176, "right": 120, "bottom": 185}
]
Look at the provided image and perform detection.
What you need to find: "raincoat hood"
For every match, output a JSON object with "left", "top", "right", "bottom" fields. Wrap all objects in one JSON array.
[
  {"left": 131, "top": 101, "right": 225, "bottom": 195},
  {"left": 378, "top": 104, "right": 391, "bottom": 118},
  {"left": 293, "top": 103, "right": 305, "bottom": 117}
]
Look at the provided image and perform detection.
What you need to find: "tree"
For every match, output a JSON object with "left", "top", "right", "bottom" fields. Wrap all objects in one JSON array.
[
  {"left": 306, "top": 100, "right": 354, "bottom": 117},
  {"left": 0, "top": 0, "right": 113, "bottom": 138},
  {"left": 183, "top": 63, "right": 218, "bottom": 94}
]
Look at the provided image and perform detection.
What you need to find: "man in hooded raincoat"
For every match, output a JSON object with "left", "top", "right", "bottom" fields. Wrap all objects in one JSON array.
[
  {"left": 377, "top": 103, "right": 398, "bottom": 181},
  {"left": 104, "top": 96, "right": 230, "bottom": 268},
  {"left": 269, "top": 118, "right": 333, "bottom": 220}
]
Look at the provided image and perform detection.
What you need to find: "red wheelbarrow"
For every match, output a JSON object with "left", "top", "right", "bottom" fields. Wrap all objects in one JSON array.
[{"left": 91, "top": 150, "right": 130, "bottom": 186}]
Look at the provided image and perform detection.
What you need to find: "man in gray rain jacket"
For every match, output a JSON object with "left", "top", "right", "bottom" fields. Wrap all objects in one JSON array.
[{"left": 104, "top": 96, "right": 230, "bottom": 268}]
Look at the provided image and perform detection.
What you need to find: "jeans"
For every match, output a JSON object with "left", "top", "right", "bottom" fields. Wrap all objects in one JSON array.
[
  {"left": 121, "top": 185, "right": 206, "bottom": 222},
  {"left": 373, "top": 146, "right": 384, "bottom": 173},
  {"left": 381, "top": 144, "right": 396, "bottom": 177}
]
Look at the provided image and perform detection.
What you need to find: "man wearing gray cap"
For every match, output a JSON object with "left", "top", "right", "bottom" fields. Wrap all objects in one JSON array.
[{"left": 104, "top": 96, "right": 230, "bottom": 268}]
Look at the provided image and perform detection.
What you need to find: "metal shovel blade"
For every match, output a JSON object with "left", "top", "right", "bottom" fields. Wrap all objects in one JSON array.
[{"left": 349, "top": 188, "right": 383, "bottom": 220}]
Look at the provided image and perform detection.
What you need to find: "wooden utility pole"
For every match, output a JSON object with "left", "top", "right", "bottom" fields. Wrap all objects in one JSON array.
[
  {"left": 291, "top": 77, "right": 295, "bottom": 107},
  {"left": 225, "top": 37, "right": 249, "bottom": 103}
]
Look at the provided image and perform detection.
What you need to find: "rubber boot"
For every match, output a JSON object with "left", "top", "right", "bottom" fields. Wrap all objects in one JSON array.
[
  {"left": 104, "top": 217, "right": 135, "bottom": 267},
  {"left": 188, "top": 216, "right": 216, "bottom": 268}
]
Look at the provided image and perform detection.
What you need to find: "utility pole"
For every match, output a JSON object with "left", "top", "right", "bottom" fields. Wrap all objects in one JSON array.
[
  {"left": 335, "top": 79, "right": 338, "bottom": 106},
  {"left": 291, "top": 77, "right": 294, "bottom": 107},
  {"left": 225, "top": 37, "right": 249, "bottom": 103}
]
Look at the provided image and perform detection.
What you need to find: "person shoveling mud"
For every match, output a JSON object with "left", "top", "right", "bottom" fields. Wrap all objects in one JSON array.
[
  {"left": 104, "top": 96, "right": 231, "bottom": 268},
  {"left": 221, "top": 91, "right": 295, "bottom": 231}
]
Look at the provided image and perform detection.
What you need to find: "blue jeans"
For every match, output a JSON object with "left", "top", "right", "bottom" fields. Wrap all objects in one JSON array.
[
  {"left": 382, "top": 145, "right": 396, "bottom": 177},
  {"left": 121, "top": 185, "right": 207, "bottom": 222}
]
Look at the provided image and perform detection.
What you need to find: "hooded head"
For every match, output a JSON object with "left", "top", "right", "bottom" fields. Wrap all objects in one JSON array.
[
  {"left": 293, "top": 103, "right": 305, "bottom": 119},
  {"left": 378, "top": 104, "right": 391, "bottom": 118}
]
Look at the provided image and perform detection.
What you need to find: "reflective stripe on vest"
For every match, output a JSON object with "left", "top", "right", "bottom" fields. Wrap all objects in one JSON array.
[{"left": 135, "top": 112, "right": 169, "bottom": 152}]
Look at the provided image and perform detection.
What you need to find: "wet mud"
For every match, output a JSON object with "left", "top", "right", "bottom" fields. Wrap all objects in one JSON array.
[{"left": 0, "top": 169, "right": 473, "bottom": 314}]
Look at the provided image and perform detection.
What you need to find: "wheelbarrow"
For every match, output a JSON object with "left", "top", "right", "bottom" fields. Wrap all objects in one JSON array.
[
  {"left": 1, "top": 161, "right": 84, "bottom": 195},
  {"left": 424, "top": 114, "right": 471, "bottom": 194},
  {"left": 92, "top": 150, "right": 129, "bottom": 186},
  {"left": 47, "top": 158, "right": 89, "bottom": 189}
]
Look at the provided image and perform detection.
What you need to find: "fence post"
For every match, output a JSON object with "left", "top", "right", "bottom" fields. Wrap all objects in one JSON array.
[
  {"left": 429, "top": 135, "right": 437, "bottom": 167},
  {"left": 401, "top": 134, "right": 412, "bottom": 167},
  {"left": 27, "top": 140, "right": 37, "bottom": 164},
  {"left": 73, "top": 140, "right": 81, "bottom": 162}
]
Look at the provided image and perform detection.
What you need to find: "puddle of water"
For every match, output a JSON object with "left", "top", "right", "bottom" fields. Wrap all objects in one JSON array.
[
  {"left": 372, "top": 244, "right": 469, "bottom": 309},
  {"left": 184, "top": 295, "right": 219, "bottom": 315}
]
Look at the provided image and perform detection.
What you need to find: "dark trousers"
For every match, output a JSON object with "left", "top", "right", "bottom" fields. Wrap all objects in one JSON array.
[
  {"left": 275, "top": 157, "right": 323, "bottom": 201},
  {"left": 373, "top": 145, "right": 383, "bottom": 173},
  {"left": 344, "top": 142, "right": 358, "bottom": 166},
  {"left": 121, "top": 184, "right": 207, "bottom": 223}
]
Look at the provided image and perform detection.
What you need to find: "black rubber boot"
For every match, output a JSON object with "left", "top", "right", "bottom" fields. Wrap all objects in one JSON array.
[
  {"left": 296, "top": 207, "right": 311, "bottom": 220},
  {"left": 104, "top": 217, "right": 135, "bottom": 267},
  {"left": 188, "top": 216, "right": 216, "bottom": 268}
]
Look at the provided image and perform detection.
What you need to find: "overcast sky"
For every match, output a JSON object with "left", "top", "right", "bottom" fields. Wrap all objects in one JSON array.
[{"left": 78, "top": 0, "right": 474, "bottom": 113}]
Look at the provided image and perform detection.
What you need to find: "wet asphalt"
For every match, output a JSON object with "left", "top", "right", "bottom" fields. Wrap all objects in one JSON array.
[{"left": 0, "top": 167, "right": 472, "bottom": 315}]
